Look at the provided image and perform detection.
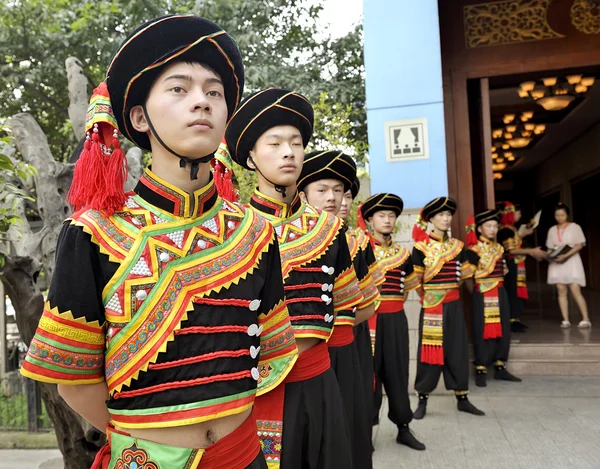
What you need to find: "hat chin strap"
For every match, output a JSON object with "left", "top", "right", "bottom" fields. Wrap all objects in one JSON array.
[
  {"left": 248, "top": 156, "right": 289, "bottom": 199},
  {"left": 142, "top": 105, "right": 214, "bottom": 180}
]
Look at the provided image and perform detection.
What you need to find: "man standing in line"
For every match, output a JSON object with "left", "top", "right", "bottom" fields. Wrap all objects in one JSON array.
[{"left": 360, "top": 193, "right": 426, "bottom": 450}]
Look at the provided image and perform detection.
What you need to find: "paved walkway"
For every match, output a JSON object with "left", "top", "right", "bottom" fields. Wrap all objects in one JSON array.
[
  {"left": 373, "top": 376, "right": 600, "bottom": 468},
  {"left": 2, "top": 376, "right": 600, "bottom": 469}
]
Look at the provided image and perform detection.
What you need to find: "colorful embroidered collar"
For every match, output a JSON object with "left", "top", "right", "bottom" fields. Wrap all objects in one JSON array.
[
  {"left": 373, "top": 237, "right": 394, "bottom": 248},
  {"left": 134, "top": 169, "right": 219, "bottom": 218},
  {"left": 250, "top": 189, "right": 303, "bottom": 220},
  {"left": 429, "top": 232, "right": 449, "bottom": 243},
  {"left": 479, "top": 235, "right": 494, "bottom": 244}
]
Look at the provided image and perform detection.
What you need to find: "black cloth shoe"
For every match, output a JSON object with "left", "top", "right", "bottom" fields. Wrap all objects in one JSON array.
[
  {"left": 457, "top": 398, "right": 485, "bottom": 416},
  {"left": 495, "top": 367, "right": 522, "bottom": 382},
  {"left": 413, "top": 395, "right": 428, "bottom": 420},
  {"left": 511, "top": 322, "right": 526, "bottom": 333},
  {"left": 475, "top": 372, "right": 487, "bottom": 387},
  {"left": 396, "top": 427, "right": 426, "bottom": 451}
]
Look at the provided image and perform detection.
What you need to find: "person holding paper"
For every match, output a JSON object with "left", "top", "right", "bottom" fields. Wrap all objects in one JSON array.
[{"left": 546, "top": 203, "right": 591, "bottom": 329}]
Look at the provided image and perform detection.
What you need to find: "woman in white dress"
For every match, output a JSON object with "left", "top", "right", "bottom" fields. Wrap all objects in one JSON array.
[{"left": 545, "top": 203, "right": 591, "bottom": 328}]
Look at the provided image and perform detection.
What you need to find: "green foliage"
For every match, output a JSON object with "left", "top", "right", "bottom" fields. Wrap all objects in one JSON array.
[
  {"left": 0, "top": 124, "right": 37, "bottom": 269},
  {"left": 0, "top": 0, "right": 367, "bottom": 200},
  {"left": 309, "top": 91, "right": 368, "bottom": 164},
  {"left": 0, "top": 391, "right": 52, "bottom": 431}
]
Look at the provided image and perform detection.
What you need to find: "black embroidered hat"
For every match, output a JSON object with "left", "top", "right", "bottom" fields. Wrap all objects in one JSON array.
[
  {"left": 421, "top": 196, "right": 457, "bottom": 221},
  {"left": 350, "top": 176, "right": 360, "bottom": 199},
  {"left": 475, "top": 209, "right": 501, "bottom": 227},
  {"left": 106, "top": 14, "right": 244, "bottom": 151},
  {"left": 360, "top": 193, "right": 404, "bottom": 219},
  {"left": 225, "top": 88, "right": 314, "bottom": 170},
  {"left": 297, "top": 151, "right": 356, "bottom": 193}
]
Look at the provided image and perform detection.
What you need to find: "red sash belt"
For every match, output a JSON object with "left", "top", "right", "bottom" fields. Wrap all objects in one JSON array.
[
  {"left": 201, "top": 411, "right": 260, "bottom": 468},
  {"left": 254, "top": 340, "right": 331, "bottom": 468},
  {"left": 92, "top": 412, "right": 260, "bottom": 469},
  {"left": 377, "top": 299, "right": 404, "bottom": 313},
  {"left": 328, "top": 324, "right": 355, "bottom": 347}
]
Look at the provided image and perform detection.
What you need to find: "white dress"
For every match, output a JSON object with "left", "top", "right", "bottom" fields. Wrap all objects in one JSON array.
[{"left": 546, "top": 223, "right": 587, "bottom": 287}]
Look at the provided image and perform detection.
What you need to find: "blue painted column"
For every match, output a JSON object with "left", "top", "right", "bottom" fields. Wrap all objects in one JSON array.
[{"left": 363, "top": 0, "right": 447, "bottom": 209}]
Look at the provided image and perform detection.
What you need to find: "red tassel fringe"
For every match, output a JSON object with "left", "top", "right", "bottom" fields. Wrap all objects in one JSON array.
[
  {"left": 483, "top": 322, "right": 503, "bottom": 340},
  {"left": 412, "top": 211, "right": 430, "bottom": 243},
  {"left": 357, "top": 203, "right": 367, "bottom": 231},
  {"left": 213, "top": 160, "right": 238, "bottom": 202},
  {"left": 465, "top": 215, "right": 478, "bottom": 247},
  {"left": 67, "top": 82, "right": 127, "bottom": 215},
  {"left": 420, "top": 344, "right": 444, "bottom": 366}
]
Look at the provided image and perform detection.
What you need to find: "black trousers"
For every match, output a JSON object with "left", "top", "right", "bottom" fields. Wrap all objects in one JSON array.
[
  {"left": 281, "top": 368, "right": 353, "bottom": 469},
  {"left": 505, "top": 260, "right": 524, "bottom": 321},
  {"left": 414, "top": 301, "right": 470, "bottom": 394},
  {"left": 354, "top": 321, "right": 374, "bottom": 441},
  {"left": 373, "top": 310, "right": 413, "bottom": 427},
  {"left": 471, "top": 286, "right": 512, "bottom": 367},
  {"left": 330, "top": 342, "right": 373, "bottom": 469},
  {"left": 248, "top": 451, "right": 268, "bottom": 468}
]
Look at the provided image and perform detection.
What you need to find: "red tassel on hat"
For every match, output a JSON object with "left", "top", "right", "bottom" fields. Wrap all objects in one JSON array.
[
  {"left": 212, "top": 159, "right": 238, "bottom": 202},
  {"left": 465, "top": 215, "right": 478, "bottom": 248},
  {"left": 412, "top": 211, "right": 430, "bottom": 243},
  {"left": 357, "top": 203, "right": 367, "bottom": 231},
  {"left": 499, "top": 201, "right": 515, "bottom": 227},
  {"left": 67, "top": 82, "right": 127, "bottom": 214}
]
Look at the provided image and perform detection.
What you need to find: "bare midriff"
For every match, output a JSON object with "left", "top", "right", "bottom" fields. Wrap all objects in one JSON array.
[
  {"left": 114, "top": 407, "right": 252, "bottom": 448},
  {"left": 296, "top": 337, "right": 321, "bottom": 354}
]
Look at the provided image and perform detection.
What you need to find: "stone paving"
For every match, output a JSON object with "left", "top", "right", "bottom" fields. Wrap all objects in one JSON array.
[
  {"left": 2, "top": 376, "right": 600, "bottom": 469},
  {"left": 373, "top": 376, "right": 600, "bottom": 469}
]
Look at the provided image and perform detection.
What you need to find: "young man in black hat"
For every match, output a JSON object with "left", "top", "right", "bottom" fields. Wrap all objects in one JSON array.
[
  {"left": 360, "top": 194, "right": 426, "bottom": 451},
  {"left": 297, "top": 151, "right": 380, "bottom": 468},
  {"left": 21, "top": 15, "right": 298, "bottom": 468},
  {"left": 465, "top": 210, "right": 522, "bottom": 387},
  {"left": 411, "top": 197, "right": 485, "bottom": 420},
  {"left": 226, "top": 89, "right": 363, "bottom": 469}
]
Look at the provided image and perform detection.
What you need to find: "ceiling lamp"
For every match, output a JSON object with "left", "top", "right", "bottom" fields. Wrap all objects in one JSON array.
[
  {"left": 518, "top": 75, "right": 595, "bottom": 111},
  {"left": 537, "top": 95, "right": 575, "bottom": 111},
  {"left": 493, "top": 173, "right": 503, "bottom": 180},
  {"left": 521, "top": 111, "right": 534, "bottom": 121},
  {"left": 492, "top": 163, "right": 507, "bottom": 171},
  {"left": 508, "top": 137, "right": 532, "bottom": 148}
]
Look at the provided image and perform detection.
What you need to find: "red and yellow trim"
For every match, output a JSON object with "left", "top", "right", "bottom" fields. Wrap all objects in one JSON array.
[{"left": 21, "top": 303, "right": 105, "bottom": 385}]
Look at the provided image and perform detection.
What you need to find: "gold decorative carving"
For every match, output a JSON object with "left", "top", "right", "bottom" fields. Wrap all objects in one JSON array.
[
  {"left": 464, "top": 0, "right": 565, "bottom": 49},
  {"left": 571, "top": 0, "right": 600, "bottom": 34}
]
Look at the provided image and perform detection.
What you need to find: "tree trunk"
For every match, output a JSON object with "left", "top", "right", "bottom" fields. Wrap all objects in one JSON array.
[
  {"left": 4, "top": 111, "right": 143, "bottom": 468},
  {"left": 1, "top": 257, "right": 97, "bottom": 469},
  {"left": 4, "top": 113, "right": 100, "bottom": 468},
  {"left": 65, "top": 57, "right": 88, "bottom": 138}
]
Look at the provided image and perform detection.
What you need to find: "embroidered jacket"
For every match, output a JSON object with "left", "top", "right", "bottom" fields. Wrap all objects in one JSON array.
[
  {"left": 412, "top": 233, "right": 474, "bottom": 294},
  {"left": 331, "top": 229, "right": 380, "bottom": 328},
  {"left": 373, "top": 239, "right": 418, "bottom": 309},
  {"left": 497, "top": 225, "right": 526, "bottom": 264},
  {"left": 349, "top": 228, "right": 385, "bottom": 288},
  {"left": 21, "top": 169, "right": 298, "bottom": 429},
  {"left": 249, "top": 191, "right": 363, "bottom": 340},
  {"left": 466, "top": 237, "right": 509, "bottom": 290}
]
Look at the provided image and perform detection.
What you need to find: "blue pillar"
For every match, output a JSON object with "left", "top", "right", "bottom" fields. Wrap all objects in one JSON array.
[{"left": 363, "top": 0, "right": 447, "bottom": 209}]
